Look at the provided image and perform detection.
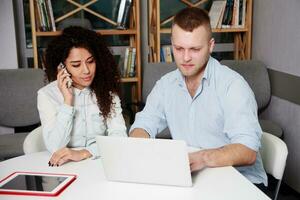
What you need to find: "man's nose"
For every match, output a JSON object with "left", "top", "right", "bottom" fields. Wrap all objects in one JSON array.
[{"left": 183, "top": 49, "right": 192, "bottom": 62}]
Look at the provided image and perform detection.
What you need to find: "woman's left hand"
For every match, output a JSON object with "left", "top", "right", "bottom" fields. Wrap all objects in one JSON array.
[{"left": 48, "top": 148, "right": 92, "bottom": 166}]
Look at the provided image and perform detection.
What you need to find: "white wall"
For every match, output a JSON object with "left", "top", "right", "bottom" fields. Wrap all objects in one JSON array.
[
  {"left": 252, "top": 0, "right": 300, "bottom": 192},
  {"left": 0, "top": 0, "right": 18, "bottom": 133},
  {"left": 0, "top": 0, "right": 18, "bottom": 69}
]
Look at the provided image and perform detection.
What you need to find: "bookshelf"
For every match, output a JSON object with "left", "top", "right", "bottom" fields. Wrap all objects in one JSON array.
[
  {"left": 29, "top": 0, "right": 141, "bottom": 102},
  {"left": 149, "top": 0, "right": 253, "bottom": 62}
]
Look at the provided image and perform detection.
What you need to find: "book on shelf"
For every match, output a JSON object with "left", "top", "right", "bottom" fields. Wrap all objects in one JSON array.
[
  {"left": 219, "top": 0, "right": 246, "bottom": 28},
  {"left": 47, "top": 0, "right": 56, "bottom": 31},
  {"left": 125, "top": 48, "right": 132, "bottom": 77},
  {"left": 162, "top": 45, "right": 173, "bottom": 63},
  {"left": 221, "top": 0, "right": 234, "bottom": 28},
  {"left": 239, "top": 0, "right": 247, "bottom": 28},
  {"left": 109, "top": 46, "right": 136, "bottom": 78},
  {"left": 123, "top": 47, "right": 130, "bottom": 77},
  {"left": 209, "top": 0, "right": 226, "bottom": 29},
  {"left": 128, "top": 47, "right": 136, "bottom": 77},
  {"left": 116, "top": 0, "right": 132, "bottom": 30},
  {"left": 34, "top": 0, "right": 55, "bottom": 31}
]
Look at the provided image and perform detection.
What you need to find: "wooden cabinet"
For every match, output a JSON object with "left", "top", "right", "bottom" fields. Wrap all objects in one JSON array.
[
  {"left": 29, "top": 0, "right": 141, "bottom": 102},
  {"left": 148, "top": 0, "right": 253, "bottom": 62}
]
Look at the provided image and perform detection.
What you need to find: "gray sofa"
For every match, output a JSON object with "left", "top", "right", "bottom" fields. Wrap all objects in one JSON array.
[{"left": 0, "top": 68, "right": 45, "bottom": 160}]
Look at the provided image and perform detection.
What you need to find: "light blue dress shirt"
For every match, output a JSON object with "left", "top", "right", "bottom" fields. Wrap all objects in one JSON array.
[
  {"left": 130, "top": 57, "right": 267, "bottom": 185},
  {"left": 38, "top": 81, "right": 127, "bottom": 158}
]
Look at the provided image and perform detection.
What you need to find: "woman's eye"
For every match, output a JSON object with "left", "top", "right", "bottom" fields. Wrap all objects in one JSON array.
[
  {"left": 87, "top": 59, "right": 94, "bottom": 64},
  {"left": 72, "top": 64, "right": 80, "bottom": 68}
]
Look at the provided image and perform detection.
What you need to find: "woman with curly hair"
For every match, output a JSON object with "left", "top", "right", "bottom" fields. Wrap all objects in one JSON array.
[{"left": 38, "top": 26, "right": 127, "bottom": 166}]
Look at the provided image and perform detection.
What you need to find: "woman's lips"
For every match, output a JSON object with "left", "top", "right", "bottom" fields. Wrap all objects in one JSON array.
[{"left": 82, "top": 76, "right": 92, "bottom": 81}]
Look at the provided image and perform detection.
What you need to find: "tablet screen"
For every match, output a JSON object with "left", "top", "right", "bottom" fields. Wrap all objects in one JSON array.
[
  {"left": 0, "top": 172, "right": 76, "bottom": 196},
  {"left": 0, "top": 174, "right": 67, "bottom": 192}
]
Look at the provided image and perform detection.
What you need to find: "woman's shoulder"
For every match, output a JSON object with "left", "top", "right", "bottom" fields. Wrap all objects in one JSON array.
[{"left": 38, "top": 80, "right": 60, "bottom": 99}]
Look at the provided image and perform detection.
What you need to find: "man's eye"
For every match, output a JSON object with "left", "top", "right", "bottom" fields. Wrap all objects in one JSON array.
[{"left": 191, "top": 48, "right": 200, "bottom": 52}]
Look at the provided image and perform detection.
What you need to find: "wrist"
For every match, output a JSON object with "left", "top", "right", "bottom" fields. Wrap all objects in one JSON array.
[
  {"left": 64, "top": 98, "right": 73, "bottom": 106},
  {"left": 80, "top": 150, "right": 92, "bottom": 160},
  {"left": 199, "top": 150, "right": 211, "bottom": 167}
]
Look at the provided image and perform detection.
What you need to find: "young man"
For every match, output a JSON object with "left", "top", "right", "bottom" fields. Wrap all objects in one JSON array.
[{"left": 129, "top": 7, "right": 267, "bottom": 186}]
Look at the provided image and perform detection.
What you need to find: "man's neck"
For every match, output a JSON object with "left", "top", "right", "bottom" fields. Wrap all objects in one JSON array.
[{"left": 185, "top": 72, "right": 204, "bottom": 98}]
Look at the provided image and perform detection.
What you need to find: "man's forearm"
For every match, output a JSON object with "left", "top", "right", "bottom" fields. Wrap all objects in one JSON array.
[
  {"left": 189, "top": 143, "right": 257, "bottom": 171},
  {"left": 202, "top": 144, "right": 257, "bottom": 167},
  {"left": 129, "top": 128, "right": 150, "bottom": 138}
]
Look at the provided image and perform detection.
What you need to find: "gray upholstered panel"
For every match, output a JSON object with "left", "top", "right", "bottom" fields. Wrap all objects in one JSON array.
[
  {"left": 142, "top": 62, "right": 177, "bottom": 139},
  {"left": 142, "top": 62, "right": 177, "bottom": 102},
  {"left": 0, "top": 132, "right": 28, "bottom": 158},
  {"left": 0, "top": 69, "right": 45, "bottom": 127},
  {"left": 220, "top": 60, "right": 271, "bottom": 111}
]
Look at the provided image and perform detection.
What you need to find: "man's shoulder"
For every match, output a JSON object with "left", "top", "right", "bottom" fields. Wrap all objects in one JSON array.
[
  {"left": 211, "top": 58, "right": 245, "bottom": 86},
  {"left": 159, "top": 69, "right": 180, "bottom": 84},
  {"left": 213, "top": 59, "right": 240, "bottom": 78}
]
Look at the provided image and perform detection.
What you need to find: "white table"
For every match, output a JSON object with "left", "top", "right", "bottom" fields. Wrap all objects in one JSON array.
[{"left": 0, "top": 151, "right": 270, "bottom": 200}]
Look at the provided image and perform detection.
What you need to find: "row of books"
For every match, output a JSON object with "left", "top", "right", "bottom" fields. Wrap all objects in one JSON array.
[
  {"left": 121, "top": 47, "right": 136, "bottom": 78},
  {"left": 34, "top": 0, "right": 56, "bottom": 32},
  {"left": 34, "top": 0, "right": 133, "bottom": 32},
  {"left": 160, "top": 45, "right": 174, "bottom": 63},
  {"left": 209, "top": 0, "right": 247, "bottom": 29}
]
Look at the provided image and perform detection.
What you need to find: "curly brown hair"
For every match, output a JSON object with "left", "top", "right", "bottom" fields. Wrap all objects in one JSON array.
[{"left": 45, "top": 26, "right": 121, "bottom": 120}]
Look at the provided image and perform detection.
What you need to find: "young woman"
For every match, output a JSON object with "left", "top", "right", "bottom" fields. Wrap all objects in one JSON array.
[{"left": 38, "top": 26, "right": 127, "bottom": 166}]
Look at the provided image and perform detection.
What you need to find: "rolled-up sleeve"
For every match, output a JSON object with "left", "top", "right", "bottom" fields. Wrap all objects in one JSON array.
[
  {"left": 130, "top": 80, "right": 167, "bottom": 138},
  {"left": 222, "top": 78, "right": 262, "bottom": 151}
]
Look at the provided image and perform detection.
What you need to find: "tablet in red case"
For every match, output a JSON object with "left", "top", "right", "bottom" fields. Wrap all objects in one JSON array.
[{"left": 0, "top": 171, "right": 76, "bottom": 196}]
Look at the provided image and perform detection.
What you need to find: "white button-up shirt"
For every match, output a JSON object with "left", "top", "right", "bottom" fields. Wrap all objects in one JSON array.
[
  {"left": 38, "top": 81, "right": 127, "bottom": 158},
  {"left": 130, "top": 57, "right": 267, "bottom": 185}
]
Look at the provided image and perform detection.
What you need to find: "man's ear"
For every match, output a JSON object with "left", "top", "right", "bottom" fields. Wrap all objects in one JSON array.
[{"left": 209, "top": 38, "right": 215, "bottom": 54}]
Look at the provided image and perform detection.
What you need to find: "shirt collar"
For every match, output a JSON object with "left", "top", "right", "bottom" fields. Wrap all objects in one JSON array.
[{"left": 73, "top": 87, "right": 92, "bottom": 96}]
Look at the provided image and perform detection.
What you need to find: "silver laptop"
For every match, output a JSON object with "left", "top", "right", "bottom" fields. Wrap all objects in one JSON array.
[{"left": 95, "top": 136, "right": 192, "bottom": 187}]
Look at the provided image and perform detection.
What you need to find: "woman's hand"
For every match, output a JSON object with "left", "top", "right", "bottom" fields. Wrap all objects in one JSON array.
[
  {"left": 57, "top": 66, "right": 73, "bottom": 106},
  {"left": 48, "top": 148, "right": 92, "bottom": 167}
]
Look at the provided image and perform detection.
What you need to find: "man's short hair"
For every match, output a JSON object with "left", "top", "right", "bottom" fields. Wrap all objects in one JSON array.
[{"left": 172, "top": 7, "right": 212, "bottom": 38}]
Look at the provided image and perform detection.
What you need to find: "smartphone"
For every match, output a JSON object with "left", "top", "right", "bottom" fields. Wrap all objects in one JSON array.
[{"left": 58, "top": 62, "right": 72, "bottom": 88}]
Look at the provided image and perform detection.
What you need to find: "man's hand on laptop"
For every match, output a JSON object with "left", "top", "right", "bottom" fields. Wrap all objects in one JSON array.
[{"left": 188, "top": 150, "right": 207, "bottom": 172}]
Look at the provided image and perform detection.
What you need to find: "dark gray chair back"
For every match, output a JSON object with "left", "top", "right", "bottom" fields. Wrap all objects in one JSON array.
[
  {"left": 142, "top": 62, "right": 177, "bottom": 139},
  {"left": 220, "top": 60, "right": 271, "bottom": 112},
  {"left": 0, "top": 69, "right": 45, "bottom": 127},
  {"left": 142, "top": 62, "right": 177, "bottom": 102},
  {"left": 0, "top": 68, "right": 45, "bottom": 159},
  {"left": 220, "top": 60, "right": 282, "bottom": 138}
]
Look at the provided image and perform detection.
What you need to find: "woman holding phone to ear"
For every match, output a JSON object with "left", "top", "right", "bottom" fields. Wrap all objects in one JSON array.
[{"left": 37, "top": 26, "right": 127, "bottom": 166}]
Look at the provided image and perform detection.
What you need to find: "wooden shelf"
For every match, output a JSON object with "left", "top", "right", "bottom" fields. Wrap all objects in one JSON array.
[
  {"left": 121, "top": 77, "right": 139, "bottom": 83},
  {"left": 29, "top": 0, "right": 142, "bottom": 102},
  {"left": 36, "top": 29, "right": 138, "bottom": 37},
  {"left": 149, "top": 0, "right": 253, "bottom": 61},
  {"left": 160, "top": 28, "right": 248, "bottom": 34}
]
